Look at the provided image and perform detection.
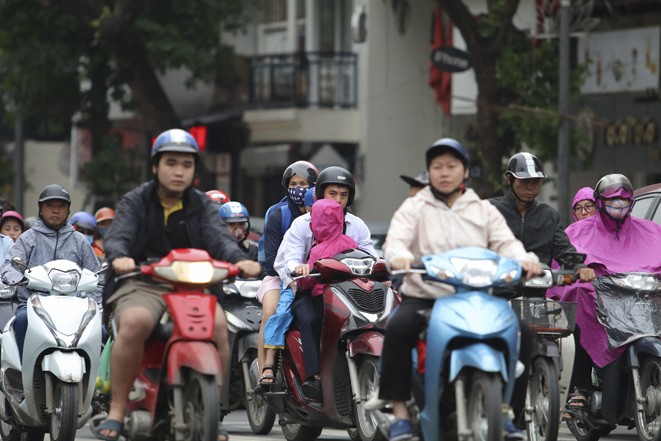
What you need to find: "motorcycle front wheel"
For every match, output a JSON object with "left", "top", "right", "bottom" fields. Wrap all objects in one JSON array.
[
  {"left": 49, "top": 381, "right": 78, "bottom": 441},
  {"left": 183, "top": 372, "right": 219, "bottom": 441},
  {"left": 353, "top": 356, "right": 385, "bottom": 441},
  {"left": 526, "top": 357, "right": 560, "bottom": 441},
  {"left": 466, "top": 371, "right": 503, "bottom": 441},
  {"left": 636, "top": 358, "right": 661, "bottom": 441},
  {"left": 245, "top": 355, "right": 276, "bottom": 434},
  {"left": 281, "top": 423, "right": 323, "bottom": 441}
]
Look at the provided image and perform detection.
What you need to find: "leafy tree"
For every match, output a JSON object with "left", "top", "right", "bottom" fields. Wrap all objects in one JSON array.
[
  {"left": 0, "top": 0, "right": 250, "bottom": 200},
  {"left": 441, "top": 0, "right": 587, "bottom": 195},
  {"left": 80, "top": 136, "right": 144, "bottom": 206}
]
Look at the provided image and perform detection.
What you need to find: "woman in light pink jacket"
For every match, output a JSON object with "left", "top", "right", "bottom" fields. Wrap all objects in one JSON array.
[{"left": 377, "top": 138, "right": 541, "bottom": 441}]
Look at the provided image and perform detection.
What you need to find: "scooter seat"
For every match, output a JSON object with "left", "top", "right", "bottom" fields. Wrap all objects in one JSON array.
[{"left": 148, "top": 322, "right": 173, "bottom": 342}]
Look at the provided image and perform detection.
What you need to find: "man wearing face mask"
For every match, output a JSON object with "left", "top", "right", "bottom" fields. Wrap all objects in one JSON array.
[
  {"left": 0, "top": 184, "right": 100, "bottom": 359},
  {"left": 70, "top": 211, "right": 105, "bottom": 259},
  {"left": 94, "top": 207, "right": 115, "bottom": 258}
]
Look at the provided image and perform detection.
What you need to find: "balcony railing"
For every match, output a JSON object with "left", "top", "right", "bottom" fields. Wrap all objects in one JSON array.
[{"left": 248, "top": 51, "right": 357, "bottom": 109}]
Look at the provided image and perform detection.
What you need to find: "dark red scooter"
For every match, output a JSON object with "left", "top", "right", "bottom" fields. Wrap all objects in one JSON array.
[
  {"left": 110, "top": 249, "right": 239, "bottom": 441},
  {"left": 260, "top": 248, "right": 398, "bottom": 441}
]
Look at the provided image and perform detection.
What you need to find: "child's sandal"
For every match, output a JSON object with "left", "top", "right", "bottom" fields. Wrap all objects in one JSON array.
[{"left": 259, "top": 365, "right": 276, "bottom": 386}]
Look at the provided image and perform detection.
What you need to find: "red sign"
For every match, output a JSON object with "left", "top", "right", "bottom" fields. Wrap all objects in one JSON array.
[{"left": 188, "top": 125, "right": 207, "bottom": 152}]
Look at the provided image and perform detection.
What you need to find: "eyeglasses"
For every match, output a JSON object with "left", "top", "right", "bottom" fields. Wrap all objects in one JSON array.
[{"left": 573, "top": 203, "right": 596, "bottom": 214}]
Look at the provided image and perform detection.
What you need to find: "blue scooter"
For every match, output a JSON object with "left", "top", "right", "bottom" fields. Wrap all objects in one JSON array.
[{"left": 376, "top": 247, "right": 553, "bottom": 441}]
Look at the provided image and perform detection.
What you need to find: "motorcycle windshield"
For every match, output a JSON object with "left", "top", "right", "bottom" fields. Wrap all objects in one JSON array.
[{"left": 595, "top": 273, "right": 661, "bottom": 349}]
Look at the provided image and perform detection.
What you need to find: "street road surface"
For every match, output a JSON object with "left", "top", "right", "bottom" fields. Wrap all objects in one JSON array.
[{"left": 69, "top": 410, "right": 642, "bottom": 440}]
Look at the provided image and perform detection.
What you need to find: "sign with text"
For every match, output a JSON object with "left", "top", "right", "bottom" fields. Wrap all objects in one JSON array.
[
  {"left": 430, "top": 46, "right": 472, "bottom": 73},
  {"left": 578, "top": 26, "right": 660, "bottom": 94}
]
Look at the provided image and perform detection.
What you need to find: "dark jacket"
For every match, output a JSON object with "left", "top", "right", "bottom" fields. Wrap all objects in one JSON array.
[
  {"left": 239, "top": 240, "right": 258, "bottom": 263},
  {"left": 489, "top": 190, "right": 579, "bottom": 268},
  {"left": 262, "top": 198, "right": 304, "bottom": 276},
  {"left": 103, "top": 181, "right": 246, "bottom": 302}
]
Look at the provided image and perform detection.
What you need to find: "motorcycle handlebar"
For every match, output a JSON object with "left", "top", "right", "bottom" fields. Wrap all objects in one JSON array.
[{"left": 289, "top": 271, "right": 321, "bottom": 281}]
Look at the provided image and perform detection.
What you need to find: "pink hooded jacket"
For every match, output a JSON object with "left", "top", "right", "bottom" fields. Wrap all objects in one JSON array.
[
  {"left": 571, "top": 187, "right": 595, "bottom": 222},
  {"left": 547, "top": 207, "right": 661, "bottom": 367},
  {"left": 299, "top": 199, "right": 358, "bottom": 296}
]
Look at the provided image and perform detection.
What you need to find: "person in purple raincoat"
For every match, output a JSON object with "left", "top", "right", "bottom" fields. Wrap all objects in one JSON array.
[
  {"left": 571, "top": 187, "right": 597, "bottom": 222},
  {"left": 548, "top": 174, "right": 661, "bottom": 426}
]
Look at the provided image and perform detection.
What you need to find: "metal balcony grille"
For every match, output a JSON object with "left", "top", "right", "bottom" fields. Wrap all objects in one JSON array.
[{"left": 248, "top": 51, "right": 357, "bottom": 108}]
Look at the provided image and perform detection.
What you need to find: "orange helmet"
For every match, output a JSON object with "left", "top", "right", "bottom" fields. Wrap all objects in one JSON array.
[
  {"left": 205, "top": 190, "right": 230, "bottom": 205},
  {"left": 95, "top": 207, "right": 116, "bottom": 223}
]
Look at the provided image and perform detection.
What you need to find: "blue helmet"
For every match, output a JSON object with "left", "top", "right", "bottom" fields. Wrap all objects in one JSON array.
[
  {"left": 219, "top": 201, "right": 250, "bottom": 223},
  {"left": 426, "top": 138, "right": 470, "bottom": 168},
  {"left": 151, "top": 129, "right": 200, "bottom": 163},
  {"left": 69, "top": 211, "right": 97, "bottom": 231},
  {"left": 304, "top": 187, "right": 316, "bottom": 208}
]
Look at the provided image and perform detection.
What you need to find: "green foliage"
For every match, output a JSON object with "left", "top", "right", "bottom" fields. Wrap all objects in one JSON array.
[
  {"left": 0, "top": 0, "right": 85, "bottom": 134},
  {"left": 80, "top": 136, "right": 143, "bottom": 202},
  {"left": 494, "top": 34, "right": 588, "bottom": 164}
]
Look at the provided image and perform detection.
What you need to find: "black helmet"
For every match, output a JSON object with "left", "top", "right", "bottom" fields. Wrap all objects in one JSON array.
[
  {"left": 594, "top": 174, "right": 634, "bottom": 200},
  {"left": 281, "top": 161, "right": 319, "bottom": 188},
  {"left": 426, "top": 138, "right": 470, "bottom": 168},
  {"left": 506, "top": 152, "right": 547, "bottom": 179},
  {"left": 315, "top": 166, "right": 356, "bottom": 206},
  {"left": 38, "top": 184, "right": 71, "bottom": 205}
]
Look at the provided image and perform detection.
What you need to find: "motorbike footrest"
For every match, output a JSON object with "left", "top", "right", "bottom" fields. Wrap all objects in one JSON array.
[{"left": 264, "top": 391, "right": 288, "bottom": 397}]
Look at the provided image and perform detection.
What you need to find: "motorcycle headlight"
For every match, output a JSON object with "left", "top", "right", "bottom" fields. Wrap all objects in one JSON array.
[
  {"left": 153, "top": 261, "right": 228, "bottom": 284},
  {"left": 450, "top": 257, "right": 498, "bottom": 288},
  {"left": 49, "top": 269, "right": 81, "bottom": 294},
  {"left": 341, "top": 258, "right": 375, "bottom": 276}
]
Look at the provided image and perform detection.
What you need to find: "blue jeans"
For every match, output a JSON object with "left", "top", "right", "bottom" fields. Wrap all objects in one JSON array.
[{"left": 14, "top": 305, "right": 27, "bottom": 361}]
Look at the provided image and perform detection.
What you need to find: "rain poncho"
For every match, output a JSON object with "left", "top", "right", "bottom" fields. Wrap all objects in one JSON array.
[
  {"left": 298, "top": 199, "right": 358, "bottom": 296},
  {"left": 571, "top": 187, "right": 595, "bottom": 222},
  {"left": 547, "top": 210, "right": 661, "bottom": 367},
  {"left": 263, "top": 199, "right": 357, "bottom": 348}
]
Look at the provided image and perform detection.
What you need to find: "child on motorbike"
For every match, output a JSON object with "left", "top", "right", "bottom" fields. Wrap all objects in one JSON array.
[
  {"left": 288, "top": 198, "right": 359, "bottom": 399},
  {"left": 547, "top": 174, "right": 661, "bottom": 427},
  {"left": 378, "top": 138, "right": 541, "bottom": 441},
  {"left": 263, "top": 167, "right": 377, "bottom": 395}
]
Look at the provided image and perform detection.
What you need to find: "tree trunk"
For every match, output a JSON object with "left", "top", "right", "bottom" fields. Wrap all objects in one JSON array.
[{"left": 96, "top": 3, "right": 180, "bottom": 135}]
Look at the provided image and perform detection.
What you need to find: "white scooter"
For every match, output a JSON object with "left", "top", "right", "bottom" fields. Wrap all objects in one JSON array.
[{"left": 0, "top": 258, "right": 103, "bottom": 441}]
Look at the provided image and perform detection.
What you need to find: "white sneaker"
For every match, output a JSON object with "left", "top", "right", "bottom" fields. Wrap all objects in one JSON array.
[{"left": 364, "top": 389, "right": 387, "bottom": 410}]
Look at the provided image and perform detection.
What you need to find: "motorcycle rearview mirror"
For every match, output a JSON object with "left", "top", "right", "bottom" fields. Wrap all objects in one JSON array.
[
  {"left": 10, "top": 256, "right": 29, "bottom": 271},
  {"left": 96, "top": 262, "right": 109, "bottom": 276},
  {"left": 523, "top": 269, "right": 553, "bottom": 289}
]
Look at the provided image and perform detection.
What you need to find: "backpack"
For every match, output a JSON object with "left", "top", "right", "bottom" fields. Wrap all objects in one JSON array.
[{"left": 257, "top": 197, "right": 293, "bottom": 266}]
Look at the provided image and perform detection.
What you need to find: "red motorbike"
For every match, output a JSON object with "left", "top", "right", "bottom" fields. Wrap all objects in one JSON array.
[
  {"left": 111, "top": 248, "right": 239, "bottom": 441},
  {"left": 260, "top": 248, "right": 398, "bottom": 441}
]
